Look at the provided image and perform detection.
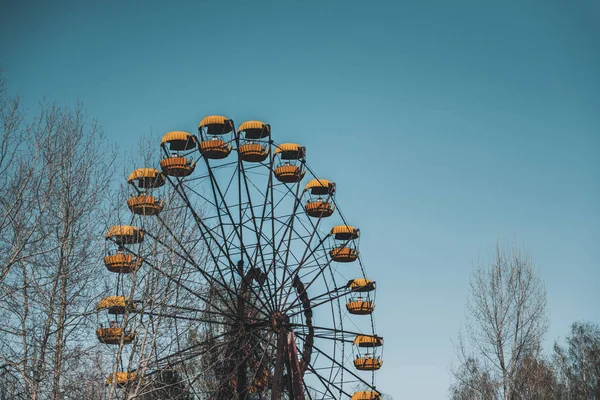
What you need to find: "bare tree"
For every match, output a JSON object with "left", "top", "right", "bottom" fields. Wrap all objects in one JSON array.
[
  {"left": 512, "top": 353, "right": 560, "bottom": 400},
  {"left": 450, "top": 357, "right": 498, "bottom": 400},
  {"left": 452, "top": 241, "right": 548, "bottom": 400},
  {"left": 0, "top": 73, "right": 206, "bottom": 400},
  {"left": 0, "top": 70, "right": 53, "bottom": 291},
  {"left": 0, "top": 74, "right": 115, "bottom": 399},
  {"left": 553, "top": 321, "right": 600, "bottom": 400}
]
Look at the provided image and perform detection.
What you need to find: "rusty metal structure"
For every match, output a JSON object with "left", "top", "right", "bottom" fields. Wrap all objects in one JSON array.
[{"left": 97, "top": 116, "right": 384, "bottom": 399}]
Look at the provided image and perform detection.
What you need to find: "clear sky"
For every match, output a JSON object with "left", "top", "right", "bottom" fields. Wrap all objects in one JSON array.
[{"left": 2, "top": 0, "right": 599, "bottom": 398}]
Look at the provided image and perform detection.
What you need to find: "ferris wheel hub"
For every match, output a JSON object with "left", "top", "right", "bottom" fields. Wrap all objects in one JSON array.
[{"left": 270, "top": 311, "right": 290, "bottom": 332}]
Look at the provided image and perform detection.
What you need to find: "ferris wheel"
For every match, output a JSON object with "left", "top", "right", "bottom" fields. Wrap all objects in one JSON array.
[{"left": 96, "top": 116, "right": 385, "bottom": 400}]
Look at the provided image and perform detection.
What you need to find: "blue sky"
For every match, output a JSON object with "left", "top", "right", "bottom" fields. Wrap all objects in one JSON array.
[{"left": 2, "top": 0, "right": 599, "bottom": 398}]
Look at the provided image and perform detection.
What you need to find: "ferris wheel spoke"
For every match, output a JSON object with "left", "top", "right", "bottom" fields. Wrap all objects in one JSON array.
[
  {"left": 234, "top": 331, "right": 274, "bottom": 398},
  {"left": 267, "top": 176, "right": 322, "bottom": 259},
  {"left": 280, "top": 228, "right": 361, "bottom": 313},
  {"left": 301, "top": 352, "right": 348, "bottom": 399},
  {"left": 165, "top": 302, "right": 268, "bottom": 324},
  {"left": 282, "top": 254, "right": 338, "bottom": 312},
  {"left": 275, "top": 181, "right": 305, "bottom": 308},
  {"left": 160, "top": 178, "right": 242, "bottom": 306},
  {"left": 293, "top": 324, "right": 369, "bottom": 340},
  {"left": 305, "top": 283, "right": 354, "bottom": 303},
  {"left": 144, "top": 266, "right": 246, "bottom": 324},
  {"left": 271, "top": 218, "right": 329, "bottom": 305},
  {"left": 111, "top": 242, "right": 238, "bottom": 321},
  {"left": 253, "top": 182, "right": 304, "bottom": 281},
  {"left": 140, "top": 310, "right": 239, "bottom": 327},
  {"left": 163, "top": 177, "right": 276, "bottom": 321},
  {"left": 181, "top": 180, "right": 218, "bottom": 209},
  {"left": 183, "top": 160, "right": 238, "bottom": 182},
  {"left": 201, "top": 157, "right": 276, "bottom": 316},
  {"left": 215, "top": 225, "right": 244, "bottom": 289},
  {"left": 258, "top": 215, "right": 305, "bottom": 283},
  {"left": 237, "top": 157, "right": 279, "bottom": 312},
  {"left": 251, "top": 169, "right": 281, "bottom": 263},
  {"left": 251, "top": 330, "right": 276, "bottom": 392},
  {"left": 285, "top": 289, "right": 349, "bottom": 319},
  {"left": 168, "top": 297, "right": 204, "bottom": 400},
  {"left": 195, "top": 327, "right": 266, "bottom": 399},
  {"left": 277, "top": 235, "right": 330, "bottom": 312},
  {"left": 176, "top": 368, "right": 204, "bottom": 399},
  {"left": 247, "top": 328, "right": 307, "bottom": 399},
  {"left": 304, "top": 384, "right": 315, "bottom": 400},
  {"left": 200, "top": 161, "right": 242, "bottom": 293},
  {"left": 251, "top": 213, "right": 296, "bottom": 261},
  {"left": 294, "top": 332, "right": 375, "bottom": 393},
  {"left": 271, "top": 195, "right": 332, "bottom": 285},
  {"left": 244, "top": 173, "right": 276, "bottom": 310},
  {"left": 134, "top": 327, "right": 233, "bottom": 373},
  {"left": 151, "top": 212, "right": 218, "bottom": 273},
  {"left": 291, "top": 332, "right": 344, "bottom": 399},
  {"left": 140, "top": 228, "right": 251, "bottom": 318}
]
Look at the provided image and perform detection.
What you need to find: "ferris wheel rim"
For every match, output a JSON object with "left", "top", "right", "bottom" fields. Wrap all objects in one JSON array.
[{"left": 100, "top": 116, "right": 382, "bottom": 399}]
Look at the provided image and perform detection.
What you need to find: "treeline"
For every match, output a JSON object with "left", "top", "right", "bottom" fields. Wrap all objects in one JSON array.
[
  {"left": 450, "top": 243, "right": 600, "bottom": 400},
  {"left": 0, "top": 71, "right": 116, "bottom": 399},
  {"left": 0, "top": 71, "right": 229, "bottom": 400}
]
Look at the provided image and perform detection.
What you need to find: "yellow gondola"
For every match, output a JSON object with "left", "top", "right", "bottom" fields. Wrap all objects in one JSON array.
[
  {"left": 127, "top": 168, "right": 165, "bottom": 188},
  {"left": 160, "top": 131, "right": 197, "bottom": 151},
  {"left": 245, "top": 369, "right": 271, "bottom": 394},
  {"left": 274, "top": 164, "right": 304, "bottom": 183},
  {"left": 160, "top": 156, "right": 195, "bottom": 176},
  {"left": 238, "top": 120, "right": 270, "bottom": 139},
  {"left": 351, "top": 392, "right": 381, "bottom": 400},
  {"left": 305, "top": 200, "right": 335, "bottom": 218},
  {"left": 354, "top": 335, "right": 383, "bottom": 371},
  {"left": 330, "top": 225, "right": 359, "bottom": 240},
  {"left": 105, "top": 226, "right": 143, "bottom": 245},
  {"left": 330, "top": 247, "right": 359, "bottom": 262},
  {"left": 238, "top": 143, "right": 269, "bottom": 162},
  {"left": 304, "top": 179, "right": 335, "bottom": 217},
  {"left": 274, "top": 143, "right": 305, "bottom": 159},
  {"left": 304, "top": 179, "right": 334, "bottom": 195},
  {"left": 105, "top": 372, "right": 136, "bottom": 386},
  {"left": 127, "top": 195, "right": 164, "bottom": 216},
  {"left": 354, "top": 335, "right": 383, "bottom": 348},
  {"left": 97, "top": 296, "right": 136, "bottom": 314},
  {"left": 237, "top": 120, "right": 270, "bottom": 162},
  {"left": 199, "top": 139, "right": 232, "bottom": 159},
  {"left": 348, "top": 278, "right": 376, "bottom": 292},
  {"left": 354, "top": 356, "right": 383, "bottom": 371},
  {"left": 346, "top": 298, "right": 375, "bottom": 315},
  {"left": 103, "top": 253, "right": 142, "bottom": 273},
  {"left": 330, "top": 225, "right": 359, "bottom": 261},
  {"left": 199, "top": 115, "right": 234, "bottom": 135},
  {"left": 96, "top": 327, "right": 135, "bottom": 345},
  {"left": 273, "top": 143, "right": 305, "bottom": 183}
]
